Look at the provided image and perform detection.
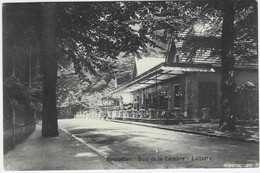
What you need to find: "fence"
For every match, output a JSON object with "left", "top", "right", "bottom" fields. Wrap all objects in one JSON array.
[
  {"left": 107, "top": 109, "right": 183, "bottom": 120},
  {"left": 4, "top": 123, "right": 36, "bottom": 154},
  {"left": 3, "top": 105, "right": 38, "bottom": 154}
]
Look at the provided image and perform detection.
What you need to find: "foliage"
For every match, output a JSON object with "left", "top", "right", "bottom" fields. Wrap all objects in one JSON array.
[
  {"left": 3, "top": 76, "right": 42, "bottom": 126},
  {"left": 180, "top": 0, "right": 257, "bottom": 63},
  {"left": 3, "top": 3, "right": 43, "bottom": 129},
  {"left": 56, "top": 2, "right": 149, "bottom": 82},
  {"left": 4, "top": 76, "right": 42, "bottom": 109},
  {"left": 3, "top": 3, "right": 43, "bottom": 79},
  {"left": 234, "top": 81, "right": 258, "bottom": 120},
  {"left": 130, "top": 0, "right": 257, "bottom": 64},
  {"left": 56, "top": 54, "right": 134, "bottom": 116}
]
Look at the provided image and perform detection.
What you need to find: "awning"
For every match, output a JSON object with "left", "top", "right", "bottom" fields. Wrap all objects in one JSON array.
[{"left": 110, "top": 62, "right": 215, "bottom": 94}]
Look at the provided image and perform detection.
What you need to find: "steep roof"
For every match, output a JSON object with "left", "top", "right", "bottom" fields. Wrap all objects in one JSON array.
[{"left": 135, "top": 57, "right": 165, "bottom": 76}]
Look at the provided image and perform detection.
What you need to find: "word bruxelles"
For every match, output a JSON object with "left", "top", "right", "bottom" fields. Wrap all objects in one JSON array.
[{"left": 107, "top": 157, "right": 132, "bottom": 162}]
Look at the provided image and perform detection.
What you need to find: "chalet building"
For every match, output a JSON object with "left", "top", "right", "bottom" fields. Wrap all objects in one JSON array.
[{"left": 102, "top": 42, "right": 258, "bottom": 124}]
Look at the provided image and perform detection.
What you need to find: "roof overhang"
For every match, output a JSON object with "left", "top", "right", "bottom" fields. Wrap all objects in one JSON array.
[{"left": 110, "top": 63, "right": 215, "bottom": 94}]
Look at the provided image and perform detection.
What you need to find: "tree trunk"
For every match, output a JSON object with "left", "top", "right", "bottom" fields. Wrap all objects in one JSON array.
[
  {"left": 12, "top": 56, "right": 16, "bottom": 77},
  {"left": 29, "top": 45, "right": 32, "bottom": 87},
  {"left": 218, "top": 0, "right": 236, "bottom": 131},
  {"left": 11, "top": 55, "right": 16, "bottom": 147},
  {"left": 25, "top": 45, "right": 32, "bottom": 134},
  {"left": 42, "top": 3, "right": 59, "bottom": 137},
  {"left": 12, "top": 107, "right": 16, "bottom": 148}
]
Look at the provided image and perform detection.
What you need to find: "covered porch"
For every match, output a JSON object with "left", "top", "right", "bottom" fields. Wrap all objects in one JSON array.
[{"left": 105, "top": 62, "right": 216, "bottom": 124}]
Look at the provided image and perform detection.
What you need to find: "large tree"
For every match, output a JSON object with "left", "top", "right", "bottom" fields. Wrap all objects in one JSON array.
[
  {"left": 3, "top": 2, "right": 146, "bottom": 137},
  {"left": 42, "top": 2, "right": 156, "bottom": 137},
  {"left": 219, "top": 0, "right": 236, "bottom": 130},
  {"left": 41, "top": 3, "right": 59, "bottom": 137}
]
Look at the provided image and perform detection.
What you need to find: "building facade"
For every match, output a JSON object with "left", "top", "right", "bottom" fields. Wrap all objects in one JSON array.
[{"left": 104, "top": 57, "right": 258, "bottom": 123}]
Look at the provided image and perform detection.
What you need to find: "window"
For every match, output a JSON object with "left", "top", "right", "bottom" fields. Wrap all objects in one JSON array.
[
  {"left": 198, "top": 82, "right": 217, "bottom": 111},
  {"left": 174, "top": 84, "right": 181, "bottom": 107},
  {"left": 159, "top": 90, "right": 168, "bottom": 109},
  {"left": 143, "top": 93, "right": 146, "bottom": 106},
  {"left": 136, "top": 96, "right": 140, "bottom": 110}
]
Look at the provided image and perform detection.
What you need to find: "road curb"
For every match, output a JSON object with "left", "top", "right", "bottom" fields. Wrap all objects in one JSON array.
[{"left": 108, "top": 119, "right": 259, "bottom": 144}]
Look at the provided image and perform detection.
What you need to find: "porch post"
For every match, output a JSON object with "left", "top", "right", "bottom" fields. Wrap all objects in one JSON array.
[{"left": 156, "top": 73, "right": 159, "bottom": 119}]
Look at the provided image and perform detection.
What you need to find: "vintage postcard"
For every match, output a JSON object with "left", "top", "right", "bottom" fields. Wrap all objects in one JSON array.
[{"left": 2, "top": 0, "right": 259, "bottom": 171}]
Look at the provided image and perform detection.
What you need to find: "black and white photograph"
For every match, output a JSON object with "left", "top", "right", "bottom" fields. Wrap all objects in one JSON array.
[{"left": 1, "top": 0, "right": 259, "bottom": 170}]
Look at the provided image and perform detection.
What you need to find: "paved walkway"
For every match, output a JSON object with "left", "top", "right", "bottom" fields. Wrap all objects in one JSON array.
[
  {"left": 3, "top": 125, "right": 118, "bottom": 171},
  {"left": 3, "top": 120, "right": 259, "bottom": 170},
  {"left": 110, "top": 120, "right": 259, "bottom": 143}
]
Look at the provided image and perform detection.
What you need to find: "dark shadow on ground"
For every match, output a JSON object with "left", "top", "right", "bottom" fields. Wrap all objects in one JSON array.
[{"left": 75, "top": 132, "right": 141, "bottom": 145}]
